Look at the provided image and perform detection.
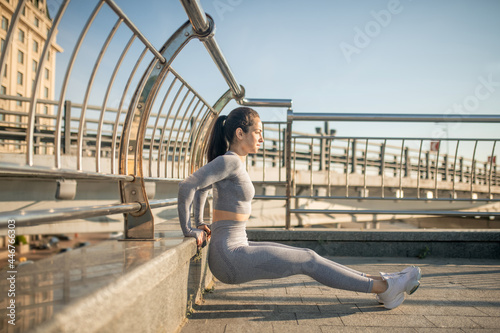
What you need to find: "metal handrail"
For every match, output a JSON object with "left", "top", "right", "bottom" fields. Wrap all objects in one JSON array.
[
  {"left": 289, "top": 112, "right": 500, "bottom": 122},
  {"left": 290, "top": 209, "right": 500, "bottom": 217},
  {"left": 179, "top": 0, "right": 292, "bottom": 108},
  {"left": 0, "top": 162, "right": 134, "bottom": 181},
  {"left": 0, "top": 202, "right": 142, "bottom": 227},
  {"left": 0, "top": 198, "right": 177, "bottom": 229},
  {"left": 179, "top": 0, "right": 242, "bottom": 98}
]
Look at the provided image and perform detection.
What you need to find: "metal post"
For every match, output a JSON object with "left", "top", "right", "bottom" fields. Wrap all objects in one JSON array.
[
  {"left": 404, "top": 147, "right": 410, "bottom": 177},
  {"left": 379, "top": 141, "right": 386, "bottom": 176},
  {"left": 308, "top": 138, "right": 313, "bottom": 171},
  {"left": 26, "top": 0, "right": 70, "bottom": 166},
  {"left": 488, "top": 141, "right": 497, "bottom": 197},
  {"left": 443, "top": 154, "right": 449, "bottom": 181},
  {"left": 272, "top": 140, "right": 277, "bottom": 167},
  {"left": 417, "top": 139, "right": 423, "bottom": 199},
  {"left": 351, "top": 139, "right": 357, "bottom": 173},
  {"left": 316, "top": 127, "right": 325, "bottom": 171},
  {"left": 459, "top": 157, "right": 464, "bottom": 182},
  {"left": 285, "top": 110, "right": 293, "bottom": 230},
  {"left": 452, "top": 141, "right": 460, "bottom": 198},
  {"left": 434, "top": 141, "right": 440, "bottom": 199},
  {"left": 381, "top": 139, "right": 387, "bottom": 198},
  {"left": 0, "top": 0, "right": 26, "bottom": 82},
  {"left": 426, "top": 151, "right": 431, "bottom": 179}
]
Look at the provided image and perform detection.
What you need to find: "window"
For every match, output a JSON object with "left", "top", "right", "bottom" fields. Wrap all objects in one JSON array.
[
  {"left": 1, "top": 38, "right": 4, "bottom": 52},
  {"left": 44, "top": 87, "right": 48, "bottom": 98},
  {"left": 1, "top": 16, "right": 8, "bottom": 31},
  {"left": 18, "top": 50, "right": 24, "bottom": 64},
  {"left": 33, "top": 40, "right": 38, "bottom": 53},
  {"left": 16, "top": 94, "right": 22, "bottom": 107},
  {"left": 34, "top": 17, "right": 39, "bottom": 28},
  {"left": 3, "top": 64, "right": 6, "bottom": 78},
  {"left": 44, "top": 68, "right": 49, "bottom": 79},
  {"left": 33, "top": 60, "right": 38, "bottom": 72},
  {"left": 18, "top": 29, "right": 25, "bottom": 43},
  {"left": 17, "top": 72, "right": 23, "bottom": 85},
  {"left": 43, "top": 106, "right": 49, "bottom": 114}
]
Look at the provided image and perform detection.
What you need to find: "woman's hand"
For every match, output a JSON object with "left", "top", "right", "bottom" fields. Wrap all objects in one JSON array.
[
  {"left": 197, "top": 224, "right": 211, "bottom": 237},
  {"left": 196, "top": 225, "right": 211, "bottom": 247}
]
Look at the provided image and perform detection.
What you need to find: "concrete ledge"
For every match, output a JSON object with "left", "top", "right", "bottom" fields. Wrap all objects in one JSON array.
[
  {"left": 0, "top": 226, "right": 212, "bottom": 333},
  {"left": 246, "top": 229, "right": 500, "bottom": 259}
]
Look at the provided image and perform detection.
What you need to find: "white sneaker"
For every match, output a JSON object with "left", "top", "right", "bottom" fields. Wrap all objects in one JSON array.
[
  {"left": 376, "top": 266, "right": 420, "bottom": 304},
  {"left": 382, "top": 266, "right": 421, "bottom": 293},
  {"left": 378, "top": 266, "right": 421, "bottom": 309},
  {"left": 380, "top": 266, "right": 415, "bottom": 280}
]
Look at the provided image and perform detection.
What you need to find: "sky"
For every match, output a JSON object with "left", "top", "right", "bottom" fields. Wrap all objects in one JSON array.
[{"left": 46, "top": 0, "right": 500, "bottom": 157}]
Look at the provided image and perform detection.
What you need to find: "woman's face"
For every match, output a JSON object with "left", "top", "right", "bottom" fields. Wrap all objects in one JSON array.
[{"left": 238, "top": 118, "right": 264, "bottom": 154}]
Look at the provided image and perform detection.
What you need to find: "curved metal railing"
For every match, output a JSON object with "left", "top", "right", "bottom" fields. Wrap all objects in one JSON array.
[{"left": 0, "top": 0, "right": 291, "bottom": 238}]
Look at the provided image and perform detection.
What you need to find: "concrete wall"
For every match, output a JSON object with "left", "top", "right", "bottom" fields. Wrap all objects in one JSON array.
[
  {"left": 3, "top": 228, "right": 213, "bottom": 333},
  {"left": 247, "top": 229, "right": 500, "bottom": 259}
]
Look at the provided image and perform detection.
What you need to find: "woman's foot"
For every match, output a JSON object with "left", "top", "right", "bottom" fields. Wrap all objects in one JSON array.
[
  {"left": 377, "top": 266, "right": 421, "bottom": 309},
  {"left": 375, "top": 266, "right": 420, "bottom": 304}
]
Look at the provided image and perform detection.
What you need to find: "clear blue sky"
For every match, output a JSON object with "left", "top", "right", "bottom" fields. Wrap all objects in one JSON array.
[{"left": 49, "top": 0, "right": 500, "bottom": 146}]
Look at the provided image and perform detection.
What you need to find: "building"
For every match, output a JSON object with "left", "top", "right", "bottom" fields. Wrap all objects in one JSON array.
[{"left": 0, "top": 0, "right": 62, "bottom": 153}]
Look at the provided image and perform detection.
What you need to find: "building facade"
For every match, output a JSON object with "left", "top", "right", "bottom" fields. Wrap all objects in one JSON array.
[{"left": 0, "top": 0, "right": 62, "bottom": 153}]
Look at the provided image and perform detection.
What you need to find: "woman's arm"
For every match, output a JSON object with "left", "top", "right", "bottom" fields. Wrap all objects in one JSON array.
[
  {"left": 177, "top": 155, "right": 240, "bottom": 241},
  {"left": 193, "top": 185, "right": 211, "bottom": 228}
]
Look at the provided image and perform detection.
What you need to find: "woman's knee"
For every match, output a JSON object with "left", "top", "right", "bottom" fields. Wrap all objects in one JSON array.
[{"left": 296, "top": 248, "right": 321, "bottom": 272}]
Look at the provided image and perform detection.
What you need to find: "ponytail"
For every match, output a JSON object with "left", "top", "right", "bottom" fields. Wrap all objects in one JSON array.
[
  {"left": 207, "top": 115, "right": 228, "bottom": 162},
  {"left": 206, "top": 107, "right": 260, "bottom": 162}
]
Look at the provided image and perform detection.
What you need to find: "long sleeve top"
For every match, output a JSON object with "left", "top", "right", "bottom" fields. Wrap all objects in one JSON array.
[{"left": 177, "top": 151, "right": 255, "bottom": 238}]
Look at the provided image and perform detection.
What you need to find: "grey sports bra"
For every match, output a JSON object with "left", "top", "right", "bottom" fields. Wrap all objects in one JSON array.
[{"left": 177, "top": 151, "right": 255, "bottom": 238}]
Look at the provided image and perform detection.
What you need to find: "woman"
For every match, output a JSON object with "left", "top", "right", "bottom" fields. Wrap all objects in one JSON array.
[{"left": 178, "top": 107, "right": 421, "bottom": 309}]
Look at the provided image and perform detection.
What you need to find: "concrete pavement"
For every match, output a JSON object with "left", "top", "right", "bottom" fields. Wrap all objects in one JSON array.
[{"left": 180, "top": 256, "right": 500, "bottom": 332}]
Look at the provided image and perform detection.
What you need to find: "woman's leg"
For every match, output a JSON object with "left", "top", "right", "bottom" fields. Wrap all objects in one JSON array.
[
  {"left": 230, "top": 242, "right": 374, "bottom": 293},
  {"left": 248, "top": 241, "right": 370, "bottom": 278}
]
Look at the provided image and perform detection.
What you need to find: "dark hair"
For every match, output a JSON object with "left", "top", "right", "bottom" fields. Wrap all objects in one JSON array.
[{"left": 207, "top": 107, "right": 260, "bottom": 162}]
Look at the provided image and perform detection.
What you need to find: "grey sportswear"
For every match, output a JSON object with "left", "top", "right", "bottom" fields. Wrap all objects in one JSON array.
[{"left": 178, "top": 151, "right": 373, "bottom": 293}]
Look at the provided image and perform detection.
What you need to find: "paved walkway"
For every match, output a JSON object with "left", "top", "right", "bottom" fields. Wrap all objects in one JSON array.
[{"left": 180, "top": 256, "right": 500, "bottom": 333}]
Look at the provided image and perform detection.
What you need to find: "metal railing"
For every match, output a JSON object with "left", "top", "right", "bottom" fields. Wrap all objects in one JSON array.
[
  {"left": 283, "top": 111, "right": 500, "bottom": 229},
  {"left": 0, "top": 0, "right": 291, "bottom": 238},
  {"left": 250, "top": 125, "right": 499, "bottom": 189},
  {"left": 178, "top": 0, "right": 292, "bottom": 109}
]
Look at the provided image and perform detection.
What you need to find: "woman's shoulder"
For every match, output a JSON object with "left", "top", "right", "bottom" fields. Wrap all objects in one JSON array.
[{"left": 210, "top": 152, "right": 243, "bottom": 171}]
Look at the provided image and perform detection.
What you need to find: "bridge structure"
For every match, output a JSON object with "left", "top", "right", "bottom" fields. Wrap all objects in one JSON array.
[
  {"left": 0, "top": 0, "right": 499, "bottom": 332},
  {"left": 252, "top": 114, "right": 500, "bottom": 228}
]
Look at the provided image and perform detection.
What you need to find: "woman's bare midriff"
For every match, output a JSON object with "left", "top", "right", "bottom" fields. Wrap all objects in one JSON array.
[{"left": 213, "top": 209, "right": 249, "bottom": 222}]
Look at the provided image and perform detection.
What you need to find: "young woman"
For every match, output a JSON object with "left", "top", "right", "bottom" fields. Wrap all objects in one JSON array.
[{"left": 178, "top": 107, "right": 421, "bottom": 309}]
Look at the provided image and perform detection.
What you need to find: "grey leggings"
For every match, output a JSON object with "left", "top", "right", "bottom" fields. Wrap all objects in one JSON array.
[{"left": 208, "top": 221, "right": 373, "bottom": 293}]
